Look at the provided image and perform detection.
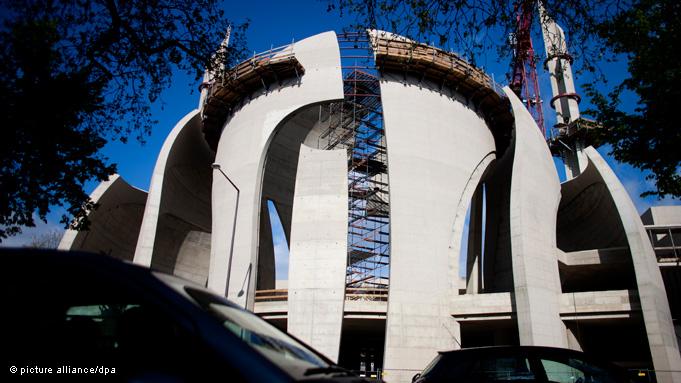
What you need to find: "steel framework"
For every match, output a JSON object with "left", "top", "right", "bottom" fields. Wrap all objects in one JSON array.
[
  {"left": 320, "top": 32, "right": 391, "bottom": 293},
  {"left": 510, "top": 0, "right": 546, "bottom": 136}
]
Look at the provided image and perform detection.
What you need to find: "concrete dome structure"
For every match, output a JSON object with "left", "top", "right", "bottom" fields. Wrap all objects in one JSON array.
[{"left": 60, "top": 30, "right": 681, "bottom": 383}]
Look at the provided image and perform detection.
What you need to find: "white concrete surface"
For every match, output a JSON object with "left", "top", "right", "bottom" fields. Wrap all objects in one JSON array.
[
  {"left": 641, "top": 206, "right": 681, "bottom": 226},
  {"left": 209, "top": 31, "right": 344, "bottom": 308},
  {"left": 504, "top": 86, "right": 567, "bottom": 348},
  {"left": 59, "top": 174, "right": 147, "bottom": 261},
  {"left": 584, "top": 147, "right": 681, "bottom": 383},
  {"left": 174, "top": 230, "right": 211, "bottom": 285},
  {"left": 379, "top": 71, "right": 497, "bottom": 383},
  {"left": 287, "top": 145, "right": 348, "bottom": 362}
]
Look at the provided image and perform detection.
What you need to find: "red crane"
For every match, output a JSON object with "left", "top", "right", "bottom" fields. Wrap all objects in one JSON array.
[{"left": 509, "top": 0, "right": 546, "bottom": 136}]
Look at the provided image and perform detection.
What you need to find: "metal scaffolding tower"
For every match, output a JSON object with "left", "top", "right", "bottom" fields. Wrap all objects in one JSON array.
[{"left": 321, "top": 32, "right": 390, "bottom": 295}]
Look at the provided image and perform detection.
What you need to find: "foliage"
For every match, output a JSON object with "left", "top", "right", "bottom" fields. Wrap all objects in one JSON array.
[
  {"left": 329, "top": 0, "right": 680, "bottom": 198},
  {"left": 0, "top": 0, "right": 248, "bottom": 240},
  {"left": 584, "top": 0, "right": 681, "bottom": 198},
  {"left": 328, "top": 0, "right": 622, "bottom": 69}
]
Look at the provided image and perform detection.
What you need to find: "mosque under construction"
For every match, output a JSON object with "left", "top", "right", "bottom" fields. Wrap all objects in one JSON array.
[{"left": 59, "top": 23, "right": 681, "bottom": 383}]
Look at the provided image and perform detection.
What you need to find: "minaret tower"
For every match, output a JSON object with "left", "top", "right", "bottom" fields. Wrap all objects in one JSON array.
[{"left": 539, "top": 3, "right": 593, "bottom": 179}]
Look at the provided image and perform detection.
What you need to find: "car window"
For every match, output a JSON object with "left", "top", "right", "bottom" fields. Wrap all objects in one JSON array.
[
  {"left": 538, "top": 357, "right": 619, "bottom": 383},
  {"left": 185, "top": 287, "right": 328, "bottom": 372},
  {"left": 540, "top": 359, "right": 585, "bottom": 383},
  {"left": 469, "top": 356, "right": 536, "bottom": 382},
  {"left": 5, "top": 268, "right": 220, "bottom": 381}
]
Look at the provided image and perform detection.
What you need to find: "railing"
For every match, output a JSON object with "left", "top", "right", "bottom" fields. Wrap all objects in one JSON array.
[
  {"left": 200, "top": 43, "right": 304, "bottom": 149},
  {"left": 254, "top": 289, "right": 288, "bottom": 302},
  {"left": 345, "top": 287, "right": 389, "bottom": 302},
  {"left": 254, "top": 287, "right": 390, "bottom": 303}
]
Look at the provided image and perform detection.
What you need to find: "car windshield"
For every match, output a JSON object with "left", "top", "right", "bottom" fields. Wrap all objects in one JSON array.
[{"left": 184, "top": 287, "right": 328, "bottom": 373}]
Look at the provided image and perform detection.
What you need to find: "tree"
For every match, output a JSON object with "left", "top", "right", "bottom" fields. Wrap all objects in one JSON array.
[
  {"left": 584, "top": 0, "right": 681, "bottom": 198},
  {"left": 328, "top": 0, "right": 680, "bottom": 199},
  {"left": 0, "top": 0, "right": 248, "bottom": 241},
  {"left": 24, "top": 229, "right": 63, "bottom": 249}
]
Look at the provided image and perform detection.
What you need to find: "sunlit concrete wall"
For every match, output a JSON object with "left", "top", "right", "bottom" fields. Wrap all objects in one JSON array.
[
  {"left": 258, "top": 107, "right": 333, "bottom": 290},
  {"left": 59, "top": 174, "right": 146, "bottom": 261},
  {"left": 504, "top": 87, "right": 567, "bottom": 348},
  {"left": 582, "top": 147, "right": 681, "bottom": 383},
  {"left": 379, "top": 72, "right": 497, "bottom": 383},
  {"left": 287, "top": 145, "right": 347, "bottom": 362},
  {"left": 208, "top": 31, "right": 344, "bottom": 308}
]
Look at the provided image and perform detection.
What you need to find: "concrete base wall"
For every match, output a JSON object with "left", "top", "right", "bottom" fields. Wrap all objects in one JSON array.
[{"left": 287, "top": 145, "right": 347, "bottom": 362}]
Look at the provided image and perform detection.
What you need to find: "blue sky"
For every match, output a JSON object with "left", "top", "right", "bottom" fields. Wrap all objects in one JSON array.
[{"left": 4, "top": 1, "right": 679, "bottom": 280}]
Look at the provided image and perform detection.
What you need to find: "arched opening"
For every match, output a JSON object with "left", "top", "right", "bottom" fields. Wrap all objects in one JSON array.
[
  {"left": 267, "top": 200, "right": 290, "bottom": 285},
  {"left": 459, "top": 183, "right": 487, "bottom": 295}
]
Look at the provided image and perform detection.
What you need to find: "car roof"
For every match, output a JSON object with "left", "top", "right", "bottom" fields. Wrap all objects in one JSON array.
[{"left": 1, "top": 247, "right": 242, "bottom": 307}]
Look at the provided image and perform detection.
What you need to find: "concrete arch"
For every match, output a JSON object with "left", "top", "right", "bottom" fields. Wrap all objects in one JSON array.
[
  {"left": 208, "top": 31, "right": 345, "bottom": 308},
  {"left": 449, "top": 151, "right": 496, "bottom": 295},
  {"left": 59, "top": 174, "right": 147, "bottom": 261},
  {"left": 133, "top": 109, "right": 214, "bottom": 285},
  {"left": 582, "top": 147, "right": 681, "bottom": 383},
  {"left": 257, "top": 104, "right": 337, "bottom": 290},
  {"left": 503, "top": 86, "right": 567, "bottom": 348}
]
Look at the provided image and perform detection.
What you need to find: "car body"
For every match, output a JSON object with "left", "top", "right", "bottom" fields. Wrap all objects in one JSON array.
[
  {"left": 1, "top": 248, "right": 368, "bottom": 382},
  {"left": 412, "top": 346, "right": 633, "bottom": 383}
]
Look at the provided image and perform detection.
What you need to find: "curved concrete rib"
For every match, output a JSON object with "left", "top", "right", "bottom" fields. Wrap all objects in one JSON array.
[
  {"left": 287, "top": 145, "right": 348, "bottom": 362},
  {"left": 209, "top": 31, "right": 344, "bottom": 308},
  {"left": 59, "top": 174, "right": 147, "bottom": 261},
  {"left": 451, "top": 152, "right": 496, "bottom": 294},
  {"left": 556, "top": 157, "right": 628, "bottom": 252},
  {"left": 133, "top": 109, "right": 214, "bottom": 285},
  {"left": 582, "top": 147, "right": 681, "bottom": 383},
  {"left": 380, "top": 71, "right": 497, "bottom": 382},
  {"left": 258, "top": 106, "right": 328, "bottom": 290},
  {"left": 503, "top": 86, "right": 567, "bottom": 348}
]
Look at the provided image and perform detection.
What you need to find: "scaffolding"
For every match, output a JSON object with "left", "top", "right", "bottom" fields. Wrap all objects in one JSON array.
[
  {"left": 320, "top": 32, "right": 391, "bottom": 294},
  {"left": 201, "top": 44, "right": 304, "bottom": 150}
]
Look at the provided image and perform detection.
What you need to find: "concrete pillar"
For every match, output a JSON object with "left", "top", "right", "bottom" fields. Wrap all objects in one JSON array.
[
  {"left": 287, "top": 145, "right": 348, "bottom": 362},
  {"left": 504, "top": 87, "right": 567, "bottom": 348}
]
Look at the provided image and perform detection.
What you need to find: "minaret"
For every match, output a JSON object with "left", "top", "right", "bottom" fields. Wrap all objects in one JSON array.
[
  {"left": 539, "top": 3, "right": 587, "bottom": 179},
  {"left": 199, "top": 25, "right": 231, "bottom": 110}
]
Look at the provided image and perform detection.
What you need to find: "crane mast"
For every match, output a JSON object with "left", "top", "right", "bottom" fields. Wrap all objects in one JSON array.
[{"left": 510, "top": 0, "right": 545, "bottom": 136}]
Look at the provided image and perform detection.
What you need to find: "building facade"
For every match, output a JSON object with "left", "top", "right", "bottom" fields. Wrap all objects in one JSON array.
[{"left": 60, "top": 30, "right": 681, "bottom": 382}]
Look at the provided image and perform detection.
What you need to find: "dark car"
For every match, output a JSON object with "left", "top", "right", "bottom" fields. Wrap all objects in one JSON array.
[
  {"left": 412, "top": 346, "right": 632, "bottom": 383},
  {"left": 1, "top": 248, "right": 368, "bottom": 382}
]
